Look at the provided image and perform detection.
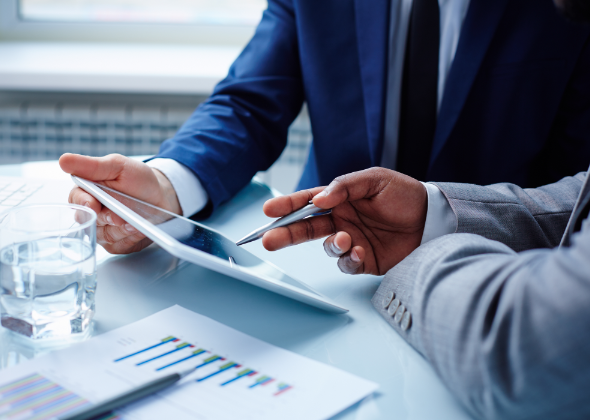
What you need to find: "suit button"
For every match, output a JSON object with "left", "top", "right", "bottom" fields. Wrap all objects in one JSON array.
[
  {"left": 394, "top": 305, "right": 406, "bottom": 324},
  {"left": 387, "top": 299, "right": 400, "bottom": 316},
  {"left": 383, "top": 291, "right": 395, "bottom": 309},
  {"left": 401, "top": 311, "right": 412, "bottom": 331}
]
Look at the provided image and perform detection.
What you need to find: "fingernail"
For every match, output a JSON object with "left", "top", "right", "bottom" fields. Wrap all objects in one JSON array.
[
  {"left": 124, "top": 224, "right": 136, "bottom": 233},
  {"left": 329, "top": 241, "right": 342, "bottom": 255},
  {"left": 351, "top": 249, "right": 360, "bottom": 262},
  {"left": 84, "top": 202, "right": 91, "bottom": 208},
  {"left": 316, "top": 190, "right": 329, "bottom": 198},
  {"left": 106, "top": 213, "right": 113, "bottom": 225}
]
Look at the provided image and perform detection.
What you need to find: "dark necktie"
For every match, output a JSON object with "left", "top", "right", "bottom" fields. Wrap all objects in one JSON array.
[{"left": 396, "top": 0, "right": 440, "bottom": 180}]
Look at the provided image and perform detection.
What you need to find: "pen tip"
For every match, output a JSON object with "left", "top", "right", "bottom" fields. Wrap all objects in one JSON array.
[
  {"left": 235, "top": 237, "right": 249, "bottom": 246},
  {"left": 236, "top": 236, "right": 258, "bottom": 246}
]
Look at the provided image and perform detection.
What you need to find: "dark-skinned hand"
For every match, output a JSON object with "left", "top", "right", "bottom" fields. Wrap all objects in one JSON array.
[{"left": 261, "top": 167, "right": 427, "bottom": 275}]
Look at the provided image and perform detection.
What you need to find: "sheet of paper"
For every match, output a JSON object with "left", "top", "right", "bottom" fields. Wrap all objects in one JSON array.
[{"left": 0, "top": 306, "right": 378, "bottom": 420}]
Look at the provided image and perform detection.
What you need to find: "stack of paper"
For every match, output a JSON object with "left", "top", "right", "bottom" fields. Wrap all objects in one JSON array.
[{"left": 0, "top": 306, "right": 377, "bottom": 420}]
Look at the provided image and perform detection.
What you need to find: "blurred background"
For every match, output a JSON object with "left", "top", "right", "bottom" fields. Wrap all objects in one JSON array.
[{"left": 0, "top": 0, "right": 312, "bottom": 194}]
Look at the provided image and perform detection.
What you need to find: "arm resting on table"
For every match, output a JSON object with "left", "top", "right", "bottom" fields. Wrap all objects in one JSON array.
[{"left": 372, "top": 229, "right": 590, "bottom": 419}]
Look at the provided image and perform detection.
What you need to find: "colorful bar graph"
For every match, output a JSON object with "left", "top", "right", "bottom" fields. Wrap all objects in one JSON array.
[
  {"left": 136, "top": 342, "right": 193, "bottom": 366},
  {"left": 249, "top": 375, "right": 275, "bottom": 388},
  {"left": 196, "top": 362, "right": 240, "bottom": 382},
  {"left": 194, "top": 355, "right": 224, "bottom": 370},
  {"left": 274, "top": 383, "right": 293, "bottom": 396},
  {"left": 156, "top": 348, "right": 207, "bottom": 371},
  {"left": 221, "top": 369, "right": 257, "bottom": 386},
  {"left": 0, "top": 373, "right": 91, "bottom": 420},
  {"left": 114, "top": 336, "right": 178, "bottom": 362},
  {"left": 110, "top": 335, "right": 295, "bottom": 398}
]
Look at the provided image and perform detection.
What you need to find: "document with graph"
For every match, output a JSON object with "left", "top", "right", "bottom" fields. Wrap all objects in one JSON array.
[{"left": 0, "top": 305, "right": 377, "bottom": 420}]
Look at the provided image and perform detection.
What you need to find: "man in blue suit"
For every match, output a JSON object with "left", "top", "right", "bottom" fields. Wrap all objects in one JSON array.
[{"left": 62, "top": 0, "right": 590, "bottom": 254}]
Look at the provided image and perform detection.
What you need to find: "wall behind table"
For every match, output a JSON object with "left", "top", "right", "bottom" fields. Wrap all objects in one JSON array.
[{"left": 0, "top": 91, "right": 312, "bottom": 194}]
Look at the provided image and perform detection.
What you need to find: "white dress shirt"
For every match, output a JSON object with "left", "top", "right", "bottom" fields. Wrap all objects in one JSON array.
[{"left": 149, "top": 0, "right": 468, "bottom": 242}]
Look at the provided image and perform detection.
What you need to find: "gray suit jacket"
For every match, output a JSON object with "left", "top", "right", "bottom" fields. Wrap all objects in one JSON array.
[{"left": 372, "top": 167, "right": 590, "bottom": 419}]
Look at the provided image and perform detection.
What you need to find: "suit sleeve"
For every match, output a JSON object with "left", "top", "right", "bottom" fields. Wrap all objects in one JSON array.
[
  {"left": 153, "top": 0, "right": 304, "bottom": 210},
  {"left": 433, "top": 172, "right": 586, "bottom": 251},
  {"left": 372, "top": 229, "right": 590, "bottom": 420}
]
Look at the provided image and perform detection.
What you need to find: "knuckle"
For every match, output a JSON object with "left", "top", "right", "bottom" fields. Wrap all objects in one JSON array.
[
  {"left": 331, "top": 174, "right": 352, "bottom": 198},
  {"left": 303, "top": 220, "right": 315, "bottom": 241},
  {"left": 285, "top": 226, "right": 295, "bottom": 246},
  {"left": 119, "top": 235, "right": 139, "bottom": 249},
  {"left": 101, "top": 227, "right": 117, "bottom": 244},
  {"left": 332, "top": 174, "right": 347, "bottom": 186},
  {"left": 102, "top": 242, "right": 123, "bottom": 255},
  {"left": 107, "top": 153, "right": 124, "bottom": 162}
]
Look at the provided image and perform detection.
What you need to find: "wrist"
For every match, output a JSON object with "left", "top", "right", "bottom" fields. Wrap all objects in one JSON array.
[
  {"left": 152, "top": 168, "right": 182, "bottom": 215},
  {"left": 406, "top": 177, "right": 428, "bottom": 238},
  {"left": 411, "top": 182, "right": 428, "bottom": 249}
]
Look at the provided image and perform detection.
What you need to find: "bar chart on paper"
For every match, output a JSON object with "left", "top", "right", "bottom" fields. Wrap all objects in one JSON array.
[
  {"left": 0, "top": 306, "right": 377, "bottom": 420},
  {"left": 110, "top": 334, "right": 296, "bottom": 413},
  {"left": 0, "top": 373, "right": 120, "bottom": 420}
]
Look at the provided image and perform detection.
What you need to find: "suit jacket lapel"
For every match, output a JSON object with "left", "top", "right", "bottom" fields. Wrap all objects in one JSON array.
[
  {"left": 354, "top": 0, "right": 390, "bottom": 165},
  {"left": 430, "top": 0, "right": 510, "bottom": 166}
]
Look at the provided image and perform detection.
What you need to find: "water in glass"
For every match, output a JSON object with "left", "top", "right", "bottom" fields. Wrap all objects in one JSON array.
[{"left": 0, "top": 205, "right": 97, "bottom": 340}]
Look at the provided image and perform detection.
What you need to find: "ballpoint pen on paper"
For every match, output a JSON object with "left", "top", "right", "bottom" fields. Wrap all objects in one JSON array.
[
  {"left": 60, "top": 367, "right": 196, "bottom": 420},
  {"left": 236, "top": 202, "right": 332, "bottom": 246}
]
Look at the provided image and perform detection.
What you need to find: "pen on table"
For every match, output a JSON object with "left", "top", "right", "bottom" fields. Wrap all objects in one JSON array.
[
  {"left": 236, "top": 201, "right": 332, "bottom": 246},
  {"left": 60, "top": 367, "right": 195, "bottom": 420}
]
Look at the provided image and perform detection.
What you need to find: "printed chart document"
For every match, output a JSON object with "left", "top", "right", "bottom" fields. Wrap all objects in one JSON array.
[{"left": 0, "top": 306, "right": 378, "bottom": 420}]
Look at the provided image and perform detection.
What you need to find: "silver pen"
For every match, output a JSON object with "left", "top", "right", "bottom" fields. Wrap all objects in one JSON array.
[{"left": 236, "top": 202, "right": 332, "bottom": 246}]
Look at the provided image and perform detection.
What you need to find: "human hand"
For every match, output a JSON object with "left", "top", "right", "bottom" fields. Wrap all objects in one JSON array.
[
  {"left": 262, "top": 168, "right": 427, "bottom": 275},
  {"left": 59, "top": 153, "right": 182, "bottom": 254}
]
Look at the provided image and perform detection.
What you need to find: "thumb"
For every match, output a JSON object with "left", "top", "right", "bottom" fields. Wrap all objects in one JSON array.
[
  {"left": 312, "top": 168, "right": 396, "bottom": 209},
  {"left": 60, "top": 153, "right": 161, "bottom": 203},
  {"left": 60, "top": 153, "right": 127, "bottom": 181}
]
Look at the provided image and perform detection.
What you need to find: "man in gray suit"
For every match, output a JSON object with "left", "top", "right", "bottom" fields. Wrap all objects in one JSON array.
[
  {"left": 261, "top": 4, "right": 590, "bottom": 418},
  {"left": 263, "top": 167, "right": 590, "bottom": 419}
]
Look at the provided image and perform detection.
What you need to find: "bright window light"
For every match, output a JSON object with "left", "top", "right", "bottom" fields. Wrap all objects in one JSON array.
[{"left": 19, "top": 0, "right": 267, "bottom": 26}]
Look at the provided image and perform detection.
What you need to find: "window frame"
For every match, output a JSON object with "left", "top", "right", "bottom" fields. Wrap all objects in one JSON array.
[{"left": 0, "top": 0, "right": 259, "bottom": 46}]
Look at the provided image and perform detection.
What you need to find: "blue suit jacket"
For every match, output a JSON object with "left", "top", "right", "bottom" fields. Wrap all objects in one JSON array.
[{"left": 156, "top": 0, "right": 590, "bottom": 211}]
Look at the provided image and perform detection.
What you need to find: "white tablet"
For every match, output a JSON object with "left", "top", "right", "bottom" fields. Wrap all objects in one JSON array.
[{"left": 72, "top": 176, "right": 348, "bottom": 314}]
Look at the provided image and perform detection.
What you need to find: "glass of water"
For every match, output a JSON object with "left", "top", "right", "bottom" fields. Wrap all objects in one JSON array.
[{"left": 0, "top": 204, "right": 97, "bottom": 340}]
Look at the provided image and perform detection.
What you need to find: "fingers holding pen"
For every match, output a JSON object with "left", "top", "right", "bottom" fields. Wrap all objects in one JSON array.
[
  {"left": 262, "top": 214, "right": 335, "bottom": 251},
  {"left": 263, "top": 187, "right": 326, "bottom": 218}
]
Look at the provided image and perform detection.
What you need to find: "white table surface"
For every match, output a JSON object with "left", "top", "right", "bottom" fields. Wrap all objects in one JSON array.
[{"left": 0, "top": 160, "right": 473, "bottom": 420}]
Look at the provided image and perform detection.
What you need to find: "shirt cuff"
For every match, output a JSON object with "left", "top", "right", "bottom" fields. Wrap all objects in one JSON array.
[
  {"left": 147, "top": 158, "right": 209, "bottom": 217},
  {"left": 420, "top": 182, "right": 457, "bottom": 245}
]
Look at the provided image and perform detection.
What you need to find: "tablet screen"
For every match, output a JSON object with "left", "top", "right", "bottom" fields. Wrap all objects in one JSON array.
[{"left": 93, "top": 183, "right": 317, "bottom": 293}]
